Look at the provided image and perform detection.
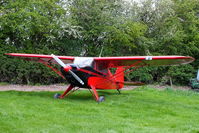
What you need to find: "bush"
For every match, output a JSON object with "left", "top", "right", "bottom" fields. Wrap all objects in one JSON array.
[{"left": 166, "top": 65, "right": 195, "bottom": 85}]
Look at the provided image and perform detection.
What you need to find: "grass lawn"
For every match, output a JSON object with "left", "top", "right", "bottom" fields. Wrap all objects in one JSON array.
[{"left": 0, "top": 86, "right": 199, "bottom": 133}]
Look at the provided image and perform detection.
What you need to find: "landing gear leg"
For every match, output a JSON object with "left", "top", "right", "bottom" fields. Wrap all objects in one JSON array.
[
  {"left": 90, "top": 85, "right": 105, "bottom": 103},
  {"left": 117, "top": 89, "right": 121, "bottom": 94},
  {"left": 54, "top": 84, "right": 74, "bottom": 99}
]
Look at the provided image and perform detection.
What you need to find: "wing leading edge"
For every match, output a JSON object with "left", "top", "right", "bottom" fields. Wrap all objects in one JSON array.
[{"left": 5, "top": 53, "right": 74, "bottom": 64}]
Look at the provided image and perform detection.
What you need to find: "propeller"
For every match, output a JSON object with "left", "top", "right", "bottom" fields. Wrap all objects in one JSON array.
[{"left": 51, "top": 54, "right": 84, "bottom": 85}]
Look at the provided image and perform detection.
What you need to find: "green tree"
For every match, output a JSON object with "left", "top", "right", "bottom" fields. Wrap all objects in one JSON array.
[
  {"left": 0, "top": 0, "right": 75, "bottom": 84},
  {"left": 70, "top": 0, "right": 147, "bottom": 56},
  {"left": 0, "top": 0, "right": 198, "bottom": 85}
]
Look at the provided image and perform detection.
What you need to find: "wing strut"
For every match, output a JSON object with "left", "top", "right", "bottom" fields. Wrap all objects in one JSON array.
[
  {"left": 23, "top": 57, "right": 66, "bottom": 79},
  {"left": 87, "top": 60, "right": 147, "bottom": 91},
  {"left": 112, "top": 60, "right": 148, "bottom": 80},
  {"left": 38, "top": 59, "right": 66, "bottom": 79},
  {"left": 90, "top": 61, "right": 147, "bottom": 88}
]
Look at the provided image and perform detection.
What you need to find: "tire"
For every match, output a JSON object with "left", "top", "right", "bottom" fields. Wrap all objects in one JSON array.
[
  {"left": 98, "top": 96, "right": 105, "bottom": 102},
  {"left": 54, "top": 93, "right": 61, "bottom": 99}
]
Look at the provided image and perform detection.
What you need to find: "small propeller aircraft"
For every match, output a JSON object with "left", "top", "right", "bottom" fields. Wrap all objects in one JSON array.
[{"left": 6, "top": 53, "right": 194, "bottom": 102}]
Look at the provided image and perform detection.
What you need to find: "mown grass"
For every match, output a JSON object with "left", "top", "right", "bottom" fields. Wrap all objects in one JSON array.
[{"left": 0, "top": 86, "right": 199, "bottom": 133}]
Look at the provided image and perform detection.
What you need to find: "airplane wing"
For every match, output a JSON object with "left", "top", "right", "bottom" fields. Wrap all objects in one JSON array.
[
  {"left": 93, "top": 56, "right": 195, "bottom": 68},
  {"left": 6, "top": 53, "right": 194, "bottom": 68},
  {"left": 5, "top": 53, "right": 74, "bottom": 64}
]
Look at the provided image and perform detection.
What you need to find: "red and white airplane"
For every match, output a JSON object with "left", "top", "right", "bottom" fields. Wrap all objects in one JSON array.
[{"left": 6, "top": 53, "right": 194, "bottom": 102}]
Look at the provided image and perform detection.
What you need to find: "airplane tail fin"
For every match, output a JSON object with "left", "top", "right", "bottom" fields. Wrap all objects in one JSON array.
[{"left": 114, "top": 67, "right": 124, "bottom": 88}]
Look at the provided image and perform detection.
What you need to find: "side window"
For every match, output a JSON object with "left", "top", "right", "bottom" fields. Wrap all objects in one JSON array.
[
  {"left": 94, "top": 61, "right": 108, "bottom": 74},
  {"left": 99, "top": 68, "right": 108, "bottom": 74}
]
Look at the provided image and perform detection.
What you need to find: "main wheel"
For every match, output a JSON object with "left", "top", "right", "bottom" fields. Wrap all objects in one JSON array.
[
  {"left": 54, "top": 93, "right": 61, "bottom": 99},
  {"left": 98, "top": 96, "right": 105, "bottom": 102}
]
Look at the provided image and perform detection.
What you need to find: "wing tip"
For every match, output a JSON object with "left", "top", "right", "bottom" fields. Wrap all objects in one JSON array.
[
  {"left": 185, "top": 56, "right": 195, "bottom": 64},
  {"left": 5, "top": 53, "right": 14, "bottom": 56},
  {"left": 5, "top": 53, "right": 23, "bottom": 56}
]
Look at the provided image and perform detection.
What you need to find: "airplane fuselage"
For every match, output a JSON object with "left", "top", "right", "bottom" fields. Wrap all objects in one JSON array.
[{"left": 61, "top": 66, "right": 121, "bottom": 90}]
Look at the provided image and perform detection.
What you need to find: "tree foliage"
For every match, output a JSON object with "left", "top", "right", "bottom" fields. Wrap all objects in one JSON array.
[{"left": 0, "top": 0, "right": 198, "bottom": 85}]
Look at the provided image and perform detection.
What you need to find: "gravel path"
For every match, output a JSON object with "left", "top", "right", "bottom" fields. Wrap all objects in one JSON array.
[
  {"left": 0, "top": 84, "right": 138, "bottom": 91},
  {"left": 0, "top": 84, "right": 191, "bottom": 92}
]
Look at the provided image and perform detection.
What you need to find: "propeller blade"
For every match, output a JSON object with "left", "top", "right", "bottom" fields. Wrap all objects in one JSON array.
[
  {"left": 51, "top": 54, "right": 66, "bottom": 68},
  {"left": 69, "top": 70, "right": 84, "bottom": 85},
  {"left": 51, "top": 54, "right": 84, "bottom": 85}
]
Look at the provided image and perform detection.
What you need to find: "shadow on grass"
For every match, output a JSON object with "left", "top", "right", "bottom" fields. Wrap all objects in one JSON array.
[
  {"left": 98, "top": 89, "right": 129, "bottom": 95},
  {"left": 0, "top": 89, "right": 127, "bottom": 101}
]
